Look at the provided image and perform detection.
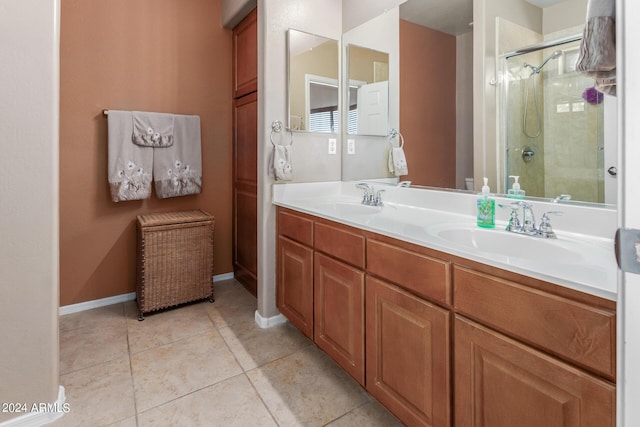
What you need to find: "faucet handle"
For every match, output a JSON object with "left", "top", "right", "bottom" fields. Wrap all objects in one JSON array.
[
  {"left": 374, "top": 189, "right": 385, "bottom": 206},
  {"left": 537, "top": 211, "right": 563, "bottom": 239}
]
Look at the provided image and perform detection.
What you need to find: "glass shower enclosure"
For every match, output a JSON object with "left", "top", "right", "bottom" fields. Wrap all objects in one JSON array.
[{"left": 502, "top": 36, "right": 607, "bottom": 204}]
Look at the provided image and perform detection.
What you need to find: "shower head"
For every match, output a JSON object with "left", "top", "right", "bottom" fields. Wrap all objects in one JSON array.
[{"left": 524, "top": 50, "right": 563, "bottom": 74}]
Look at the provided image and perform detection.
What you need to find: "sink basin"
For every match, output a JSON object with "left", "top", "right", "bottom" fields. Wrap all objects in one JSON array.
[
  {"left": 431, "top": 224, "right": 584, "bottom": 264},
  {"left": 310, "top": 201, "right": 383, "bottom": 217}
]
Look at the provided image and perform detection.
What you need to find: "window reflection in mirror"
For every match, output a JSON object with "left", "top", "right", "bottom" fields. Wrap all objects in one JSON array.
[
  {"left": 287, "top": 29, "right": 339, "bottom": 133},
  {"left": 347, "top": 45, "right": 389, "bottom": 136}
]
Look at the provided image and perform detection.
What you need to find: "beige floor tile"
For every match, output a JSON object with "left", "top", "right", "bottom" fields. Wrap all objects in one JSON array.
[
  {"left": 126, "top": 302, "right": 216, "bottom": 354},
  {"left": 60, "top": 323, "right": 128, "bottom": 374},
  {"left": 60, "top": 303, "right": 125, "bottom": 332},
  {"left": 107, "top": 416, "right": 138, "bottom": 427},
  {"left": 219, "top": 320, "right": 312, "bottom": 371},
  {"left": 131, "top": 330, "right": 243, "bottom": 413},
  {"left": 52, "top": 357, "right": 135, "bottom": 427},
  {"left": 202, "top": 280, "right": 256, "bottom": 327},
  {"left": 326, "top": 401, "right": 403, "bottom": 427},
  {"left": 247, "top": 345, "right": 369, "bottom": 427},
  {"left": 138, "top": 374, "right": 276, "bottom": 427}
]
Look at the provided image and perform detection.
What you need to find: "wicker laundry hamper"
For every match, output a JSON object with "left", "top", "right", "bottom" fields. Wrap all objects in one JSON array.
[{"left": 136, "top": 210, "right": 215, "bottom": 320}]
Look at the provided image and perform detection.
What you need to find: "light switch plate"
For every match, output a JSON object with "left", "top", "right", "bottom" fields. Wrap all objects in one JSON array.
[
  {"left": 328, "top": 138, "right": 337, "bottom": 155},
  {"left": 347, "top": 139, "right": 356, "bottom": 155}
]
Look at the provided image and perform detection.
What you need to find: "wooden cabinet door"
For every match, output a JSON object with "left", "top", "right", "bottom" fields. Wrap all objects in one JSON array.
[
  {"left": 277, "top": 236, "right": 314, "bottom": 338},
  {"left": 366, "top": 276, "right": 450, "bottom": 427},
  {"left": 232, "top": 8, "right": 257, "bottom": 98},
  {"left": 233, "top": 91, "right": 257, "bottom": 295},
  {"left": 314, "top": 253, "right": 365, "bottom": 385},
  {"left": 454, "top": 315, "right": 615, "bottom": 427}
]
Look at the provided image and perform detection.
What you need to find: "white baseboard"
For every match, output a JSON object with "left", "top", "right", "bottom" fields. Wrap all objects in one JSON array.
[
  {"left": 255, "top": 310, "right": 287, "bottom": 329},
  {"left": 0, "top": 386, "right": 67, "bottom": 427},
  {"left": 59, "top": 273, "right": 235, "bottom": 316}
]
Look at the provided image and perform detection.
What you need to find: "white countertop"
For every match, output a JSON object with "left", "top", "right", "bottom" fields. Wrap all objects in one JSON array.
[{"left": 273, "top": 181, "right": 619, "bottom": 301}]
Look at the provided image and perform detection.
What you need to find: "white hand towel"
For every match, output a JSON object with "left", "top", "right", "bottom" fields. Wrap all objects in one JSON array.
[
  {"left": 576, "top": 0, "right": 616, "bottom": 95},
  {"left": 273, "top": 145, "right": 293, "bottom": 181},
  {"left": 132, "top": 111, "right": 175, "bottom": 147},
  {"left": 153, "top": 114, "right": 202, "bottom": 198},
  {"left": 107, "top": 110, "right": 153, "bottom": 202},
  {"left": 388, "top": 146, "right": 408, "bottom": 177}
]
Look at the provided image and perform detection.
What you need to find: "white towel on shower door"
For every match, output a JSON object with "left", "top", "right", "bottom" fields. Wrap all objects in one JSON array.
[
  {"left": 153, "top": 114, "right": 202, "bottom": 198},
  {"left": 107, "top": 110, "right": 153, "bottom": 202}
]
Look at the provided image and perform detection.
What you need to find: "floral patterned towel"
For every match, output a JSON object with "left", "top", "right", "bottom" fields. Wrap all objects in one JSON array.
[
  {"left": 132, "top": 111, "right": 175, "bottom": 147},
  {"left": 108, "top": 110, "right": 153, "bottom": 202},
  {"left": 153, "top": 115, "right": 202, "bottom": 198},
  {"left": 273, "top": 144, "right": 293, "bottom": 181}
]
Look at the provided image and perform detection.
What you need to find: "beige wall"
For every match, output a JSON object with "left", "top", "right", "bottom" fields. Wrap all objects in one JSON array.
[
  {"left": 60, "top": 0, "right": 233, "bottom": 306},
  {"left": 0, "top": 0, "right": 60, "bottom": 422},
  {"left": 400, "top": 20, "right": 457, "bottom": 188},
  {"left": 543, "top": 0, "right": 588, "bottom": 34}
]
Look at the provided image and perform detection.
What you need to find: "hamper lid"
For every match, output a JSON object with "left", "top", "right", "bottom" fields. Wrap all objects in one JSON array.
[{"left": 137, "top": 210, "right": 213, "bottom": 227}]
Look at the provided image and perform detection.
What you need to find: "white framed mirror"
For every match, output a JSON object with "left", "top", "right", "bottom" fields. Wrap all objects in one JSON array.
[{"left": 287, "top": 29, "right": 339, "bottom": 133}]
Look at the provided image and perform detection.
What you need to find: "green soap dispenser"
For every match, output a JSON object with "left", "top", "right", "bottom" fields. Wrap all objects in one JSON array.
[
  {"left": 477, "top": 177, "right": 495, "bottom": 228},
  {"left": 507, "top": 175, "right": 526, "bottom": 199}
]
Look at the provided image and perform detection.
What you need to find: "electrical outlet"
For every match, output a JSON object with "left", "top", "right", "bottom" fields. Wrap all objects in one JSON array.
[
  {"left": 347, "top": 139, "right": 356, "bottom": 155},
  {"left": 328, "top": 138, "right": 337, "bottom": 155}
]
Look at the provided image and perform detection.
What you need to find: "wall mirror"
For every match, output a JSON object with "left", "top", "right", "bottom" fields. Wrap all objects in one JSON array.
[
  {"left": 287, "top": 29, "right": 339, "bottom": 133},
  {"left": 346, "top": 45, "right": 390, "bottom": 136},
  {"left": 348, "top": 0, "right": 617, "bottom": 207}
]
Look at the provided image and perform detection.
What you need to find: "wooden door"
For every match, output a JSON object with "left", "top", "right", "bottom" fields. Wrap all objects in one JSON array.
[
  {"left": 366, "top": 276, "right": 450, "bottom": 427},
  {"left": 314, "top": 252, "right": 365, "bottom": 385},
  {"left": 232, "top": 8, "right": 258, "bottom": 296},
  {"left": 454, "top": 315, "right": 615, "bottom": 427},
  {"left": 233, "top": 91, "right": 257, "bottom": 295},
  {"left": 233, "top": 9, "right": 257, "bottom": 98},
  {"left": 277, "top": 236, "right": 313, "bottom": 338}
]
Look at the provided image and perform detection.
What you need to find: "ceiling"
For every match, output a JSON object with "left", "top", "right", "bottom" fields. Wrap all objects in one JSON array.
[
  {"left": 399, "top": 0, "right": 571, "bottom": 36},
  {"left": 399, "top": 0, "right": 473, "bottom": 37}
]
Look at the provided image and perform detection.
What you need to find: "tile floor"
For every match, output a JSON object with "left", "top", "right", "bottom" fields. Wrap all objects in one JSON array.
[{"left": 54, "top": 279, "right": 402, "bottom": 426}]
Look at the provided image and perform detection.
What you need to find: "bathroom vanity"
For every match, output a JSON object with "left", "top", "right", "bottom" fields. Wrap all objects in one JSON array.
[{"left": 274, "top": 182, "right": 617, "bottom": 427}]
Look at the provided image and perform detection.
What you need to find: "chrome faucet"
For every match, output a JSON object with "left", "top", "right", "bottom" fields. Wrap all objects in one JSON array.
[
  {"left": 356, "top": 183, "right": 384, "bottom": 206},
  {"left": 397, "top": 181, "right": 412, "bottom": 187},
  {"left": 504, "top": 201, "right": 561, "bottom": 239},
  {"left": 356, "top": 183, "right": 374, "bottom": 205}
]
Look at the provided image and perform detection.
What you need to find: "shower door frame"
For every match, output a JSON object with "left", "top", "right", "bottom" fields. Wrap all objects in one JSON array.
[{"left": 499, "top": 34, "right": 584, "bottom": 198}]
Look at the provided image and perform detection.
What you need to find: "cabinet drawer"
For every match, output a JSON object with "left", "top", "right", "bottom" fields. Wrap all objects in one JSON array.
[
  {"left": 454, "top": 266, "right": 616, "bottom": 380},
  {"left": 367, "top": 239, "right": 451, "bottom": 305},
  {"left": 278, "top": 208, "right": 313, "bottom": 247},
  {"left": 315, "top": 221, "right": 365, "bottom": 269}
]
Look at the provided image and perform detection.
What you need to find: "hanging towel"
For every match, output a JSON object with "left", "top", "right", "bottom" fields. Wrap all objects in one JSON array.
[
  {"left": 388, "top": 147, "right": 408, "bottom": 177},
  {"left": 153, "top": 114, "right": 202, "bottom": 198},
  {"left": 132, "top": 111, "right": 175, "bottom": 147},
  {"left": 273, "top": 145, "right": 293, "bottom": 181},
  {"left": 576, "top": 0, "right": 616, "bottom": 95},
  {"left": 107, "top": 110, "right": 153, "bottom": 202}
]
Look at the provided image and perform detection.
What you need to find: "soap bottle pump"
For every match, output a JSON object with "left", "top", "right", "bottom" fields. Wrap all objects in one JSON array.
[
  {"left": 477, "top": 177, "right": 495, "bottom": 228},
  {"left": 507, "top": 175, "right": 526, "bottom": 199}
]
